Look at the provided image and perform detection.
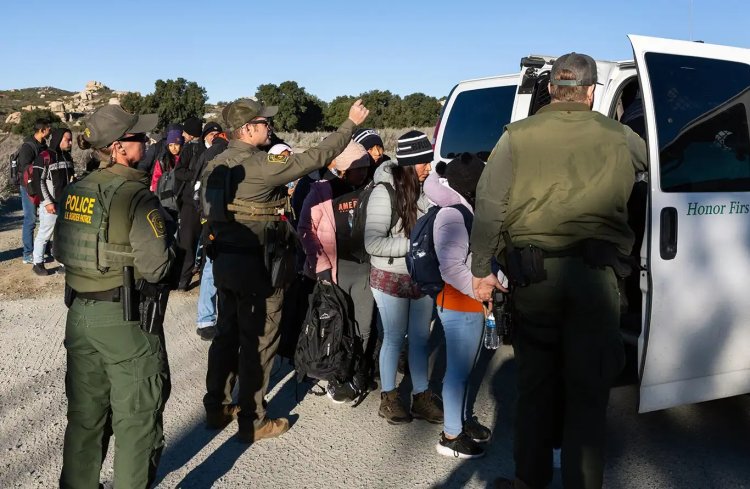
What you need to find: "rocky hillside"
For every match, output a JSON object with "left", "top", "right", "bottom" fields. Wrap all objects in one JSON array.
[{"left": 0, "top": 81, "right": 129, "bottom": 127}]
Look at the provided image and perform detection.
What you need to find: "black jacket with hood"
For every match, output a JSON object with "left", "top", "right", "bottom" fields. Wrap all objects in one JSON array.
[{"left": 32, "top": 128, "right": 74, "bottom": 206}]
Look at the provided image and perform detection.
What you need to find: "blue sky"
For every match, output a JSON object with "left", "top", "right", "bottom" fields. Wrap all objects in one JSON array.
[{"left": 1, "top": 0, "right": 749, "bottom": 103}]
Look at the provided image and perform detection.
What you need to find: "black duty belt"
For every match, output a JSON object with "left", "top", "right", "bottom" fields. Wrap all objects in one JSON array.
[
  {"left": 541, "top": 245, "right": 585, "bottom": 258},
  {"left": 76, "top": 287, "right": 121, "bottom": 302}
]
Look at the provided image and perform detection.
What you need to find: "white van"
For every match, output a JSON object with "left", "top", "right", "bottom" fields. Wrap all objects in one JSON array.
[{"left": 434, "top": 35, "right": 750, "bottom": 414}]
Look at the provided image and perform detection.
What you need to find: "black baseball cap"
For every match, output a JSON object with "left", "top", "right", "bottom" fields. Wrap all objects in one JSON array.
[{"left": 550, "top": 52, "right": 598, "bottom": 87}]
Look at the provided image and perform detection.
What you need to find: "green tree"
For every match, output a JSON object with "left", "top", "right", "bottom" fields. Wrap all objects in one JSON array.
[
  {"left": 324, "top": 95, "right": 356, "bottom": 130},
  {"left": 255, "top": 81, "right": 325, "bottom": 132},
  {"left": 120, "top": 92, "right": 145, "bottom": 114},
  {"left": 13, "top": 109, "right": 63, "bottom": 135},
  {"left": 139, "top": 78, "right": 208, "bottom": 130},
  {"left": 358, "top": 90, "right": 401, "bottom": 128},
  {"left": 401, "top": 93, "right": 441, "bottom": 127}
]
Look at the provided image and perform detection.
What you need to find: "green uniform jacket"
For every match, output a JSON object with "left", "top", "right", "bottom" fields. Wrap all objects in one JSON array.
[
  {"left": 56, "top": 164, "right": 174, "bottom": 292},
  {"left": 203, "top": 119, "right": 358, "bottom": 247},
  {"left": 470, "top": 102, "right": 648, "bottom": 277}
]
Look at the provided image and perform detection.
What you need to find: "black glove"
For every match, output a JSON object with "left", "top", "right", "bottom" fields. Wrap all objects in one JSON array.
[{"left": 316, "top": 269, "right": 333, "bottom": 283}]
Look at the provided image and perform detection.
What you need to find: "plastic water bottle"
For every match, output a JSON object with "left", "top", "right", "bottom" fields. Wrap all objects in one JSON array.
[{"left": 484, "top": 313, "right": 500, "bottom": 350}]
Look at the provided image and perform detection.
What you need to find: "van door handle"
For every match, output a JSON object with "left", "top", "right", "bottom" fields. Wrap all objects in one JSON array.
[{"left": 660, "top": 207, "right": 677, "bottom": 260}]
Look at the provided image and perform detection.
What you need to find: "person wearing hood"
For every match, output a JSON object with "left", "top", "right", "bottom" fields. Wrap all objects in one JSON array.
[
  {"left": 31, "top": 127, "right": 75, "bottom": 276},
  {"left": 424, "top": 153, "right": 492, "bottom": 459},
  {"left": 364, "top": 130, "right": 442, "bottom": 425},
  {"left": 298, "top": 141, "right": 375, "bottom": 402}
]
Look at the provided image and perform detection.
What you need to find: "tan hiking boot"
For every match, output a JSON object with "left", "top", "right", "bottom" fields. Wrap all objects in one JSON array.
[
  {"left": 205, "top": 404, "right": 240, "bottom": 430},
  {"left": 411, "top": 389, "right": 444, "bottom": 424},
  {"left": 378, "top": 389, "right": 412, "bottom": 425},
  {"left": 237, "top": 417, "right": 290, "bottom": 443}
]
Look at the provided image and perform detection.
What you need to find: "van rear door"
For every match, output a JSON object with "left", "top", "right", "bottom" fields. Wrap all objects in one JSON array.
[
  {"left": 434, "top": 75, "right": 518, "bottom": 162},
  {"left": 630, "top": 35, "right": 750, "bottom": 412}
]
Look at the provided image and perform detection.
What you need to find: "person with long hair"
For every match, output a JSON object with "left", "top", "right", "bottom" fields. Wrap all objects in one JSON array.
[
  {"left": 364, "top": 130, "right": 442, "bottom": 425},
  {"left": 150, "top": 127, "right": 183, "bottom": 193}
]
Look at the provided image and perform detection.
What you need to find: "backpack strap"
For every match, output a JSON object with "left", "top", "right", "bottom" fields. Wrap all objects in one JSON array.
[{"left": 447, "top": 204, "right": 474, "bottom": 236}]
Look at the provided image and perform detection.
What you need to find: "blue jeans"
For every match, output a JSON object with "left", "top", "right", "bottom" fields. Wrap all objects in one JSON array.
[
  {"left": 438, "top": 308, "right": 484, "bottom": 437},
  {"left": 196, "top": 256, "right": 217, "bottom": 328},
  {"left": 33, "top": 204, "right": 57, "bottom": 265},
  {"left": 372, "top": 288, "right": 434, "bottom": 394},
  {"left": 20, "top": 186, "right": 37, "bottom": 260}
]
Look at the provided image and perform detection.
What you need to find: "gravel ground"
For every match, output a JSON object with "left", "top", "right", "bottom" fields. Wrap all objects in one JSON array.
[{"left": 2, "top": 196, "right": 750, "bottom": 489}]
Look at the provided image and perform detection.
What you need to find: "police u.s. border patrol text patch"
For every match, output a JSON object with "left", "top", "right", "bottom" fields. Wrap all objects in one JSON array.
[
  {"left": 146, "top": 209, "right": 166, "bottom": 238},
  {"left": 267, "top": 154, "right": 289, "bottom": 164}
]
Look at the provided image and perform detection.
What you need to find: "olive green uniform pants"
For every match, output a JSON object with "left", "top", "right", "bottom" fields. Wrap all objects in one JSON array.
[
  {"left": 511, "top": 256, "right": 625, "bottom": 489},
  {"left": 203, "top": 284, "right": 284, "bottom": 432},
  {"left": 60, "top": 298, "right": 170, "bottom": 489}
]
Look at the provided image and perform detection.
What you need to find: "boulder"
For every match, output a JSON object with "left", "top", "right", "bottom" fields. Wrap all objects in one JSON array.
[
  {"left": 49, "top": 101, "right": 65, "bottom": 113},
  {"left": 5, "top": 112, "right": 21, "bottom": 124},
  {"left": 85, "top": 80, "right": 105, "bottom": 91}
]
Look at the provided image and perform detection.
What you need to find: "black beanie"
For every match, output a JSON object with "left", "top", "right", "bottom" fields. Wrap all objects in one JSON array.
[
  {"left": 183, "top": 117, "right": 203, "bottom": 138},
  {"left": 395, "top": 130, "right": 433, "bottom": 166},
  {"left": 352, "top": 128, "right": 384, "bottom": 151},
  {"left": 445, "top": 152, "right": 485, "bottom": 202}
]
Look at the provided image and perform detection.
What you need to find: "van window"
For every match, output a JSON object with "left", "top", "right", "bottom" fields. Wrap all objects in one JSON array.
[
  {"left": 440, "top": 85, "right": 516, "bottom": 161},
  {"left": 645, "top": 53, "right": 750, "bottom": 192}
]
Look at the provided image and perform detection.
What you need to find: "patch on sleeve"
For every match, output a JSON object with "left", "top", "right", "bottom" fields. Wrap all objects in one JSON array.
[
  {"left": 146, "top": 209, "right": 166, "bottom": 238},
  {"left": 267, "top": 153, "right": 289, "bottom": 164}
]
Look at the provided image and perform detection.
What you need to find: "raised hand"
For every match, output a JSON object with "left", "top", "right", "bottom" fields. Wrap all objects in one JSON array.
[{"left": 348, "top": 99, "right": 370, "bottom": 126}]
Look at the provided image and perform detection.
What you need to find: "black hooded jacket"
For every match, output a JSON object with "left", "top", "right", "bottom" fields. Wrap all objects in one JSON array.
[{"left": 32, "top": 128, "right": 74, "bottom": 205}]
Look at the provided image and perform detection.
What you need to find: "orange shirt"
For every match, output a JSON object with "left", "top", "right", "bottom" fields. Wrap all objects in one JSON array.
[{"left": 437, "top": 282, "right": 483, "bottom": 313}]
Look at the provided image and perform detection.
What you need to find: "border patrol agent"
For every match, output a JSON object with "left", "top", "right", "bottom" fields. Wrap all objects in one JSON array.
[
  {"left": 201, "top": 98, "right": 369, "bottom": 442},
  {"left": 470, "top": 53, "right": 647, "bottom": 489},
  {"left": 55, "top": 105, "right": 175, "bottom": 489}
]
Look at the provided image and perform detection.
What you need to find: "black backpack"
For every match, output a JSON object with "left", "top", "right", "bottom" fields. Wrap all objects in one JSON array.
[
  {"left": 294, "top": 280, "right": 360, "bottom": 383},
  {"left": 349, "top": 180, "right": 397, "bottom": 262},
  {"left": 9, "top": 141, "right": 37, "bottom": 188},
  {"left": 406, "top": 204, "right": 473, "bottom": 297}
]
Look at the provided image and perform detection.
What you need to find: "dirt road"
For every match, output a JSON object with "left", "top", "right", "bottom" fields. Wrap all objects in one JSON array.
[{"left": 2, "top": 196, "right": 749, "bottom": 489}]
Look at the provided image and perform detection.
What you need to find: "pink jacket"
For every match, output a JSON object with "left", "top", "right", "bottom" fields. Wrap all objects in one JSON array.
[{"left": 298, "top": 180, "right": 338, "bottom": 282}]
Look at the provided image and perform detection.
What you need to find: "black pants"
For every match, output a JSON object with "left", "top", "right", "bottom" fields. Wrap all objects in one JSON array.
[
  {"left": 204, "top": 251, "right": 284, "bottom": 431},
  {"left": 511, "top": 256, "right": 625, "bottom": 489},
  {"left": 176, "top": 202, "right": 202, "bottom": 287},
  {"left": 337, "top": 260, "right": 377, "bottom": 386}
]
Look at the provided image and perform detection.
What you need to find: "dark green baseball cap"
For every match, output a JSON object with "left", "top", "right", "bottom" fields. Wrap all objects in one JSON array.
[
  {"left": 550, "top": 52, "right": 598, "bottom": 87},
  {"left": 222, "top": 99, "right": 278, "bottom": 132},
  {"left": 83, "top": 105, "right": 158, "bottom": 149}
]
